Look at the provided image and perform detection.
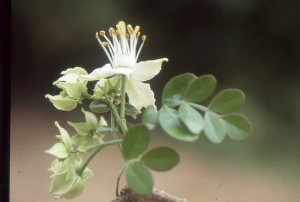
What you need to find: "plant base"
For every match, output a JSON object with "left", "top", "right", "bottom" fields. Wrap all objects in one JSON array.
[{"left": 110, "top": 186, "right": 188, "bottom": 202}]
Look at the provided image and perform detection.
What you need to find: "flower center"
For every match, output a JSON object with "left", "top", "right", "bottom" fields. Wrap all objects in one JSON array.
[{"left": 96, "top": 22, "right": 146, "bottom": 69}]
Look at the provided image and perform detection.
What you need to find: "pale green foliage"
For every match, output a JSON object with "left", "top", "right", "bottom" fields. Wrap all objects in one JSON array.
[{"left": 160, "top": 73, "right": 252, "bottom": 144}]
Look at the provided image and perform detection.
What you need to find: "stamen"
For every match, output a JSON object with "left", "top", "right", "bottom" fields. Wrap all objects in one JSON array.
[
  {"left": 109, "top": 28, "right": 115, "bottom": 36},
  {"left": 102, "top": 42, "right": 109, "bottom": 46},
  {"left": 95, "top": 32, "right": 99, "bottom": 38},
  {"left": 127, "top": 25, "right": 134, "bottom": 34},
  {"left": 136, "top": 35, "right": 145, "bottom": 61},
  {"left": 99, "top": 31, "right": 105, "bottom": 36},
  {"left": 125, "top": 34, "right": 129, "bottom": 41},
  {"left": 116, "top": 25, "right": 123, "bottom": 35},
  {"left": 96, "top": 37, "right": 114, "bottom": 66},
  {"left": 134, "top": 26, "right": 140, "bottom": 34}
]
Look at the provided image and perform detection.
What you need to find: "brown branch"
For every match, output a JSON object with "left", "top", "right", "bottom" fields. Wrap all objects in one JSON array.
[{"left": 110, "top": 186, "right": 188, "bottom": 202}]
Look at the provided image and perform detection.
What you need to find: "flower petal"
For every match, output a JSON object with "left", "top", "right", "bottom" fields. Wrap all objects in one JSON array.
[
  {"left": 82, "top": 108, "right": 98, "bottom": 129},
  {"left": 45, "top": 143, "right": 68, "bottom": 159},
  {"left": 49, "top": 172, "right": 77, "bottom": 194},
  {"left": 71, "top": 134, "right": 87, "bottom": 145},
  {"left": 126, "top": 78, "right": 155, "bottom": 112},
  {"left": 48, "top": 159, "right": 62, "bottom": 175},
  {"left": 81, "top": 64, "right": 132, "bottom": 81},
  {"left": 131, "top": 58, "right": 168, "bottom": 82},
  {"left": 55, "top": 73, "right": 80, "bottom": 84},
  {"left": 55, "top": 122, "right": 72, "bottom": 149},
  {"left": 68, "top": 122, "right": 90, "bottom": 135},
  {"left": 45, "top": 94, "right": 78, "bottom": 111},
  {"left": 58, "top": 177, "right": 86, "bottom": 199},
  {"left": 58, "top": 82, "right": 86, "bottom": 99},
  {"left": 99, "top": 116, "right": 108, "bottom": 126},
  {"left": 61, "top": 67, "right": 88, "bottom": 75}
]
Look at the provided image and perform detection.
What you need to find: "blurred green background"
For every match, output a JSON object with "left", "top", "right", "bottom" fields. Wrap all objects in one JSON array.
[{"left": 11, "top": 0, "right": 300, "bottom": 201}]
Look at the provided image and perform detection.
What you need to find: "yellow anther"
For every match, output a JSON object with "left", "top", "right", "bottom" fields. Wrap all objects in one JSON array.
[
  {"left": 99, "top": 31, "right": 105, "bottom": 36},
  {"left": 95, "top": 32, "right": 99, "bottom": 38},
  {"left": 109, "top": 28, "right": 115, "bottom": 36},
  {"left": 116, "top": 24, "right": 123, "bottom": 34},
  {"left": 127, "top": 25, "right": 134, "bottom": 34},
  {"left": 102, "top": 42, "right": 109, "bottom": 46},
  {"left": 137, "top": 32, "right": 140, "bottom": 37},
  {"left": 142, "top": 35, "right": 146, "bottom": 41},
  {"left": 134, "top": 26, "right": 140, "bottom": 34}
]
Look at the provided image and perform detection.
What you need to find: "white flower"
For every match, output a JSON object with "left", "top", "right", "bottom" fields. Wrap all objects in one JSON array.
[{"left": 81, "top": 21, "right": 168, "bottom": 111}]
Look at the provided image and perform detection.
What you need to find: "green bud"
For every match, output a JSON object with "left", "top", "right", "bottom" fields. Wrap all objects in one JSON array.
[{"left": 89, "top": 100, "right": 110, "bottom": 113}]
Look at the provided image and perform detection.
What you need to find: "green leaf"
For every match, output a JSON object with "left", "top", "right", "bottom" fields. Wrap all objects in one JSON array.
[
  {"left": 159, "top": 106, "right": 199, "bottom": 142},
  {"left": 204, "top": 111, "right": 226, "bottom": 144},
  {"left": 125, "top": 164, "right": 153, "bottom": 196},
  {"left": 142, "top": 105, "right": 158, "bottom": 130},
  {"left": 89, "top": 100, "right": 111, "bottom": 113},
  {"left": 184, "top": 75, "right": 216, "bottom": 103},
  {"left": 162, "top": 73, "right": 196, "bottom": 107},
  {"left": 209, "top": 89, "right": 245, "bottom": 113},
  {"left": 221, "top": 114, "right": 252, "bottom": 140},
  {"left": 179, "top": 103, "right": 204, "bottom": 134},
  {"left": 122, "top": 125, "right": 149, "bottom": 160},
  {"left": 141, "top": 147, "right": 179, "bottom": 171}
]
